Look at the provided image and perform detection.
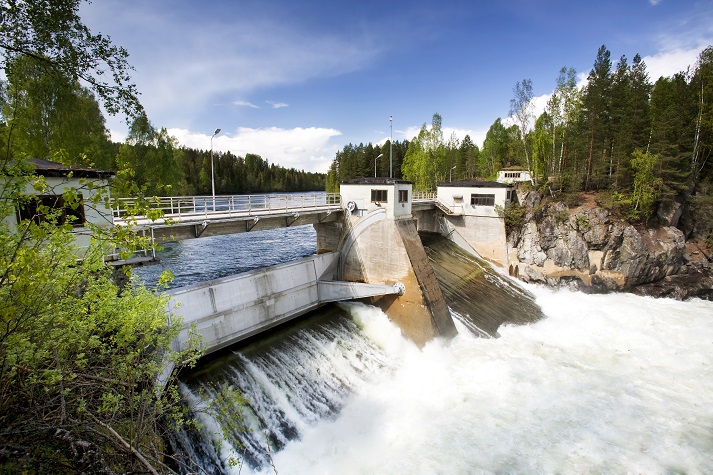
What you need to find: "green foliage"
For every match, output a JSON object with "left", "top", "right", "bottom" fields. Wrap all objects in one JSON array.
[
  {"left": 0, "top": 161, "right": 204, "bottom": 472},
  {"left": 403, "top": 113, "right": 449, "bottom": 191},
  {"left": 479, "top": 118, "right": 522, "bottom": 179},
  {"left": 554, "top": 208, "right": 570, "bottom": 224},
  {"left": 1, "top": 56, "right": 115, "bottom": 168},
  {"left": 326, "top": 140, "right": 409, "bottom": 186},
  {"left": 495, "top": 202, "right": 525, "bottom": 235},
  {"left": 0, "top": 0, "right": 142, "bottom": 119},
  {"left": 0, "top": 159, "right": 202, "bottom": 472},
  {"left": 689, "top": 191, "right": 713, "bottom": 246},
  {"left": 630, "top": 149, "right": 662, "bottom": 222},
  {"left": 510, "top": 79, "right": 535, "bottom": 182},
  {"left": 575, "top": 213, "right": 590, "bottom": 231}
]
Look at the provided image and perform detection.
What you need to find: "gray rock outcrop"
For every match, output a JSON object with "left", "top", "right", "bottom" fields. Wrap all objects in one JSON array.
[{"left": 508, "top": 191, "right": 706, "bottom": 298}]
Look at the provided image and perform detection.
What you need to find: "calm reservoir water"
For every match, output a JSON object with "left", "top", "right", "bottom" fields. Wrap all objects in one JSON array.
[{"left": 138, "top": 226, "right": 713, "bottom": 474}]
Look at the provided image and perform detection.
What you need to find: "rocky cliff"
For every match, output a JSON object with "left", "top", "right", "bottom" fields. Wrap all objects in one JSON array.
[{"left": 507, "top": 191, "right": 713, "bottom": 300}]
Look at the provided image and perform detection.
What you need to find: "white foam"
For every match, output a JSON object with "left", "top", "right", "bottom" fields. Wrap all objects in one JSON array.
[{"left": 246, "top": 288, "right": 713, "bottom": 474}]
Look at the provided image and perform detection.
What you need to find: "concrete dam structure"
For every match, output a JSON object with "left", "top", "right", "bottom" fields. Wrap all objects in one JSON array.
[{"left": 154, "top": 178, "right": 515, "bottom": 387}]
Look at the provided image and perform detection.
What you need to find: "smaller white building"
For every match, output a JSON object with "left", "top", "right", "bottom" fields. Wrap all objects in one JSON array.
[
  {"left": 435, "top": 180, "right": 514, "bottom": 267},
  {"left": 436, "top": 180, "right": 513, "bottom": 217},
  {"left": 497, "top": 166, "right": 531, "bottom": 184},
  {"left": 340, "top": 177, "right": 413, "bottom": 220}
]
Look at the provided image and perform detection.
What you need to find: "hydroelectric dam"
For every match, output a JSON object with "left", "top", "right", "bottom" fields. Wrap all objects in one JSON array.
[
  {"left": 123, "top": 178, "right": 515, "bottom": 387},
  {"left": 123, "top": 181, "right": 713, "bottom": 475}
]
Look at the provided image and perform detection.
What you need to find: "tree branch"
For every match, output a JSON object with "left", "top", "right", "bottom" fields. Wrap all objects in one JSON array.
[{"left": 88, "top": 414, "right": 158, "bottom": 475}]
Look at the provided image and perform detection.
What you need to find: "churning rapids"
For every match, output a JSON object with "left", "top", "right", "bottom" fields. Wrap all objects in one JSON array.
[{"left": 137, "top": 226, "right": 713, "bottom": 474}]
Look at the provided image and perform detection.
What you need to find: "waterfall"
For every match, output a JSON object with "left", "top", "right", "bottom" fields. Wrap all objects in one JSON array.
[
  {"left": 167, "top": 235, "right": 544, "bottom": 473},
  {"left": 168, "top": 305, "right": 402, "bottom": 472},
  {"left": 165, "top": 234, "right": 713, "bottom": 474}
]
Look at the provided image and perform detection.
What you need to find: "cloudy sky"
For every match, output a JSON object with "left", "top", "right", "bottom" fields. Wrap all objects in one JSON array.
[{"left": 80, "top": 0, "right": 713, "bottom": 173}]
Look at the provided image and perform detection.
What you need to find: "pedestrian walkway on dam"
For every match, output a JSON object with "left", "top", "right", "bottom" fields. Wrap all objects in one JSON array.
[{"left": 112, "top": 192, "right": 343, "bottom": 227}]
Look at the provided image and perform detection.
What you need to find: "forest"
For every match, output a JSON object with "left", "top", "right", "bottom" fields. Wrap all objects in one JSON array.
[
  {"left": 328, "top": 45, "right": 713, "bottom": 239},
  {"left": 0, "top": 55, "right": 326, "bottom": 198}
]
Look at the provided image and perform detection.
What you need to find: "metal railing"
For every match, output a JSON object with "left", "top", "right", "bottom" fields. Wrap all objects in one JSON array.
[
  {"left": 113, "top": 192, "right": 342, "bottom": 225},
  {"left": 412, "top": 191, "right": 437, "bottom": 202}
]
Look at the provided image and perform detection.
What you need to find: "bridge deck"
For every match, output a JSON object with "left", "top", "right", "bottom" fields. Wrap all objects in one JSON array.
[{"left": 113, "top": 192, "right": 343, "bottom": 228}]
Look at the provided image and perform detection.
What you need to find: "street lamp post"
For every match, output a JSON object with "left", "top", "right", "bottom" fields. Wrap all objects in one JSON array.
[
  {"left": 450, "top": 165, "right": 457, "bottom": 182},
  {"left": 375, "top": 153, "right": 384, "bottom": 177},
  {"left": 389, "top": 116, "right": 393, "bottom": 178},
  {"left": 210, "top": 128, "right": 221, "bottom": 210}
]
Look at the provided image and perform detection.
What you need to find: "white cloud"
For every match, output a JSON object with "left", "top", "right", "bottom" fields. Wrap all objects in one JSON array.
[
  {"left": 168, "top": 126, "right": 342, "bottom": 173},
  {"left": 267, "top": 100, "right": 289, "bottom": 109},
  {"left": 119, "top": 16, "right": 378, "bottom": 130},
  {"left": 643, "top": 47, "right": 705, "bottom": 80},
  {"left": 233, "top": 100, "right": 260, "bottom": 109},
  {"left": 649, "top": 0, "right": 663, "bottom": 5},
  {"left": 81, "top": 2, "right": 383, "bottom": 133}
]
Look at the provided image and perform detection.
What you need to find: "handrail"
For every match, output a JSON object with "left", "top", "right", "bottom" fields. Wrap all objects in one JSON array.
[
  {"left": 113, "top": 192, "right": 342, "bottom": 225},
  {"left": 412, "top": 191, "right": 437, "bottom": 201}
]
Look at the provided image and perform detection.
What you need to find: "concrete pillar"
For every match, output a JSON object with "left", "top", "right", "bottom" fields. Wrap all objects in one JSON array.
[
  {"left": 340, "top": 213, "right": 457, "bottom": 347},
  {"left": 314, "top": 221, "right": 343, "bottom": 254}
]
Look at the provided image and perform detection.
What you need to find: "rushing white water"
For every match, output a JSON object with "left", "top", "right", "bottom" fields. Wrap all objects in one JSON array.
[
  {"left": 231, "top": 290, "right": 713, "bottom": 474},
  {"left": 160, "top": 231, "right": 713, "bottom": 474}
]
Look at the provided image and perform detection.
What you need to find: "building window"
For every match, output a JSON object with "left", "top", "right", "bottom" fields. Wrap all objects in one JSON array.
[
  {"left": 471, "top": 193, "right": 495, "bottom": 207},
  {"left": 505, "top": 172, "right": 522, "bottom": 179},
  {"left": 16, "top": 194, "right": 86, "bottom": 227},
  {"left": 398, "top": 189, "right": 408, "bottom": 203},
  {"left": 371, "top": 189, "right": 388, "bottom": 203}
]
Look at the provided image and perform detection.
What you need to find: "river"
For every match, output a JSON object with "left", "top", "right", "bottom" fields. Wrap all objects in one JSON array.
[{"left": 137, "top": 226, "right": 713, "bottom": 474}]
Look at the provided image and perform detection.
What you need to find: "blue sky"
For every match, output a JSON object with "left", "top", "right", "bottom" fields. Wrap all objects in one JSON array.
[{"left": 80, "top": 0, "right": 713, "bottom": 173}]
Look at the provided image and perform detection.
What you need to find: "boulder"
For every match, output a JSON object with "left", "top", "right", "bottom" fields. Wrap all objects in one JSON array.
[{"left": 657, "top": 200, "right": 683, "bottom": 227}]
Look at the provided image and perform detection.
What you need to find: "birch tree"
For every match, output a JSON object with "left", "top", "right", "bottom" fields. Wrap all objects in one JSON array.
[{"left": 509, "top": 79, "right": 535, "bottom": 184}]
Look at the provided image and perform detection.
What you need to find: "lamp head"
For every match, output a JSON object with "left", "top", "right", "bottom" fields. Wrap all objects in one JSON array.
[{"left": 214, "top": 128, "right": 221, "bottom": 135}]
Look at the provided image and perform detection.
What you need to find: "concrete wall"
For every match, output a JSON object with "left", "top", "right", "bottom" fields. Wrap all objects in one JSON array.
[
  {"left": 151, "top": 210, "right": 341, "bottom": 243},
  {"left": 412, "top": 205, "right": 440, "bottom": 234},
  {"left": 314, "top": 220, "right": 344, "bottom": 254},
  {"left": 412, "top": 202, "right": 507, "bottom": 267},
  {"left": 167, "top": 252, "right": 339, "bottom": 354},
  {"left": 497, "top": 168, "right": 532, "bottom": 184},
  {"left": 339, "top": 210, "right": 457, "bottom": 346},
  {"left": 166, "top": 250, "right": 404, "bottom": 357},
  {"left": 444, "top": 215, "right": 507, "bottom": 267}
]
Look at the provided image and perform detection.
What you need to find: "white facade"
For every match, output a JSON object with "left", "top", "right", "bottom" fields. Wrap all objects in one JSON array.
[
  {"left": 497, "top": 167, "right": 532, "bottom": 184},
  {"left": 436, "top": 181, "right": 511, "bottom": 217},
  {"left": 340, "top": 178, "right": 413, "bottom": 220},
  {"left": 434, "top": 180, "right": 512, "bottom": 267}
]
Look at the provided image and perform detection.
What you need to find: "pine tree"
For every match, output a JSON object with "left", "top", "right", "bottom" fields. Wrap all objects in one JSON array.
[{"left": 582, "top": 45, "right": 613, "bottom": 190}]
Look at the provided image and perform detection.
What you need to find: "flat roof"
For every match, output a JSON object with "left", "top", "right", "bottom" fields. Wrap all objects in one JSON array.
[
  {"left": 438, "top": 180, "right": 510, "bottom": 188},
  {"left": 27, "top": 158, "right": 115, "bottom": 179},
  {"left": 341, "top": 177, "right": 412, "bottom": 185}
]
